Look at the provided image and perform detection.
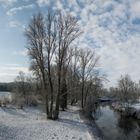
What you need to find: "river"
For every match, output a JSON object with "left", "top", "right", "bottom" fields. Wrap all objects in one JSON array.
[
  {"left": 0, "top": 91, "right": 11, "bottom": 99},
  {"left": 94, "top": 104, "right": 140, "bottom": 140}
]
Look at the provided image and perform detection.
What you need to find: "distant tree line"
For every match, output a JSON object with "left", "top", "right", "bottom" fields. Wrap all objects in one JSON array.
[
  {"left": 102, "top": 74, "right": 140, "bottom": 107},
  {"left": 0, "top": 83, "right": 14, "bottom": 91}
]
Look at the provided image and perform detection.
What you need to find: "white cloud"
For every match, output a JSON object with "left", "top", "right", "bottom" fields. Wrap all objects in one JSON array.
[
  {"left": 53, "top": 0, "right": 140, "bottom": 87},
  {"left": 20, "top": 0, "right": 140, "bottom": 87},
  {"left": 36, "top": 0, "right": 49, "bottom": 7},
  {"left": 4, "top": 64, "right": 21, "bottom": 67},
  {"left": 0, "top": 74, "right": 17, "bottom": 82},
  {"left": 97, "top": 33, "right": 140, "bottom": 87},
  {"left": 0, "top": 0, "right": 17, "bottom": 7},
  {"left": 7, "top": 4, "right": 35, "bottom": 16},
  {"left": 9, "top": 20, "right": 21, "bottom": 28},
  {"left": 0, "top": 64, "right": 29, "bottom": 82},
  {"left": 0, "top": 66, "right": 29, "bottom": 73},
  {"left": 2, "top": 0, "right": 140, "bottom": 86},
  {"left": 131, "top": 0, "right": 140, "bottom": 18},
  {"left": 13, "top": 49, "right": 28, "bottom": 56}
]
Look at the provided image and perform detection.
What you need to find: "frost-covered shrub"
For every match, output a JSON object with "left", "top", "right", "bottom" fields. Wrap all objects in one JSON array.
[
  {"left": 12, "top": 92, "right": 38, "bottom": 108},
  {"left": 11, "top": 92, "right": 25, "bottom": 109},
  {"left": 25, "top": 95, "right": 38, "bottom": 107},
  {"left": 0, "top": 96, "right": 11, "bottom": 107},
  {"left": 17, "top": 98, "right": 25, "bottom": 109},
  {"left": 2, "top": 97, "right": 10, "bottom": 107}
]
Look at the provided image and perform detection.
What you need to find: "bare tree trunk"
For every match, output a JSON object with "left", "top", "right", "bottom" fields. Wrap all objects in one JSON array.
[
  {"left": 60, "top": 62, "right": 69, "bottom": 110},
  {"left": 79, "top": 48, "right": 99, "bottom": 109},
  {"left": 42, "top": 70, "right": 49, "bottom": 117},
  {"left": 54, "top": 64, "right": 61, "bottom": 119},
  {"left": 47, "top": 57, "right": 54, "bottom": 118},
  {"left": 61, "top": 78, "right": 67, "bottom": 110},
  {"left": 84, "top": 82, "right": 92, "bottom": 107},
  {"left": 81, "top": 77, "right": 85, "bottom": 109}
]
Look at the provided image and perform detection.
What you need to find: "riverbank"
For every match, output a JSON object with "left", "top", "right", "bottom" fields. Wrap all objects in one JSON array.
[
  {"left": 0, "top": 105, "right": 97, "bottom": 140},
  {"left": 93, "top": 105, "right": 140, "bottom": 140},
  {"left": 79, "top": 110, "right": 103, "bottom": 140},
  {"left": 111, "top": 102, "right": 140, "bottom": 119}
]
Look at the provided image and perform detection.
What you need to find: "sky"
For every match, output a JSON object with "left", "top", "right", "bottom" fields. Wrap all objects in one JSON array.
[{"left": 0, "top": 0, "right": 140, "bottom": 87}]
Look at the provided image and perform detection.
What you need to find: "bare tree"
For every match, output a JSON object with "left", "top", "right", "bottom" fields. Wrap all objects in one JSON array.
[
  {"left": 118, "top": 74, "right": 139, "bottom": 106},
  {"left": 15, "top": 71, "right": 27, "bottom": 100},
  {"left": 25, "top": 10, "right": 81, "bottom": 119},
  {"left": 60, "top": 48, "right": 73, "bottom": 110},
  {"left": 13, "top": 71, "right": 30, "bottom": 108},
  {"left": 54, "top": 12, "right": 82, "bottom": 119},
  {"left": 44, "top": 10, "right": 57, "bottom": 118},
  {"left": 67, "top": 47, "right": 80, "bottom": 105},
  {"left": 78, "top": 48, "right": 99, "bottom": 109},
  {"left": 25, "top": 12, "right": 52, "bottom": 118}
]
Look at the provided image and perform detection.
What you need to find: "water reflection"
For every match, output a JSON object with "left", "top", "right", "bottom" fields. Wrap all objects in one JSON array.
[
  {"left": 118, "top": 116, "right": 136, "bottom": 136},
  {"left": 94, "top": 104, "right": 140, "bottom": 140}
]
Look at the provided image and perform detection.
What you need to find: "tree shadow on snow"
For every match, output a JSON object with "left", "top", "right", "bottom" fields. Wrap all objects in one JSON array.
[
  {"left": 1, "top": 107, "right": 26, "bottom": 118},
  {"left": 58, "top": 118, "right": 87, "bottom": 130}
]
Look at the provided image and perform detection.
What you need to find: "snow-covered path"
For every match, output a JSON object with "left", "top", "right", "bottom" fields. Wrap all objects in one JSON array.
[{"left": 0, "top": 106, "right": 94, "bottom": 140}]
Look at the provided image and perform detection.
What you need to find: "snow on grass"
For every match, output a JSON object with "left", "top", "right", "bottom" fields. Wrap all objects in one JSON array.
[{"left": 0, "top": 106, "right": 94, "bottom": 140}]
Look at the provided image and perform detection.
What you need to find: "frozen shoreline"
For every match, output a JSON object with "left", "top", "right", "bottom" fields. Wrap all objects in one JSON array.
[{"left": 79, "top": 110, "right": 103, "bottom": 140}]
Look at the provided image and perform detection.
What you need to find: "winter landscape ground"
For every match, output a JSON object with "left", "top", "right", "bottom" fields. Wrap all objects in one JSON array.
[{"left": 0, "top": 106, "right": 97, "bottom": 140}]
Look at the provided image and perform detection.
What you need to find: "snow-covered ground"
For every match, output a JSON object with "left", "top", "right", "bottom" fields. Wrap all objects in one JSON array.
[{"left": 0, "top": 106, "right": 95, "bottom": 140}]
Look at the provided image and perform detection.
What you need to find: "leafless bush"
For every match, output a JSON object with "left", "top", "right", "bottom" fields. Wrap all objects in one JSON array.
[
  {"left": 0, "top": 96, "right": 11, "bottom": 107},
  {"left": 3, "top": 97, "right": 10, "bottom": 107},
  {"left": 84, "top": 96, "right": 98, "bottom": 118},
  {"left": 25, "top": 95, "right": 38, "bottom": 106},
  {"left": 11, "top": 92, "right": 25, "bottom": 109},
  {"left": 12, "top": 91, "right": 39, "bottom": 108}
]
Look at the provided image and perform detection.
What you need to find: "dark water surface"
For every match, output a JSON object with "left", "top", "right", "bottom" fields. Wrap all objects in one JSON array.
[{"left": 94, "top": 105, "right": 140, "bottom": 140}]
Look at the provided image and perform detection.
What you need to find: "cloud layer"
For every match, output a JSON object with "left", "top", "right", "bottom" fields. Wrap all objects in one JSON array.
[
  {"left": 0, "top": 64, "right": 29, "bottom": 82},
  {"left": 0, "top": 0, "right": 17, "bottom": 7},
  {"left": 1, "top": 0, "right": 140, "bottom": 86},
  {"left": 7, "top": 4, "right": 35, "bottom": 16},
  {"left": 42, "top": 0, "right": 140, "bottom": 87}
]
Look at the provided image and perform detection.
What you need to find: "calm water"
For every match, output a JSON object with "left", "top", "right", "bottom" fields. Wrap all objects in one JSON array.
[
  {"left": 0, "top": 91, "right": 11, "bottom": 99},
  {"left": 95, "top": 105, "right": 140, "bottom": 140}
]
